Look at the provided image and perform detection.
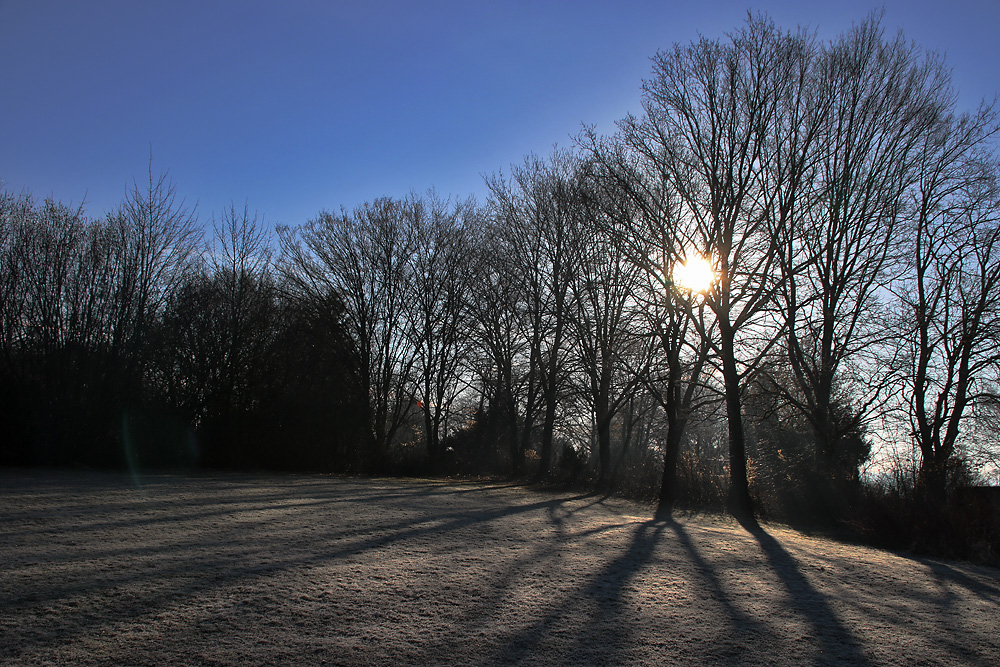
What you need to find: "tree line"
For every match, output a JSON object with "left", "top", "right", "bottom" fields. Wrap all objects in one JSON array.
[
  {"left": 3, "top": 15, "right": 999, "bottom": 534},
  {"left": 0, "top": 175, "right": 366, "bottom": 473}
]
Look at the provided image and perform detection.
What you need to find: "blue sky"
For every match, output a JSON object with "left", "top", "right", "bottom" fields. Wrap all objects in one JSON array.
[{"left": 2, "top": 0, "right": 998, "bottom": 229}]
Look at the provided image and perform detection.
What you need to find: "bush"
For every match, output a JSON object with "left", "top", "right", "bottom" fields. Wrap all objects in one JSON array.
[{"left": 850, "top": 459, "right": 1000, "bottom": 566}]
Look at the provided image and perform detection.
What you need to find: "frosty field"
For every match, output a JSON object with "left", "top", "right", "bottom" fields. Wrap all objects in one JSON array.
[{"left": 1, "top": 470, "right": 998, "bottom": 666}]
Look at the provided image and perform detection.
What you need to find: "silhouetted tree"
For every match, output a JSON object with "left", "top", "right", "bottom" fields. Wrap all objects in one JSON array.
[
  {"left": 581, "top": 135, "right": 715, "bottom": 515},
  {"left": 408, "top": 194, "right": 479, "bottom": 467},
  {"left": 464, "top": 219, "right": 534, "bottom": 474},
  {"left": 899, "top": 111, "right": 1000, "bottom": 504},
  {"left": 773, "top": 17, "right": 950, "bottom": 489},
  {"left": 280, "top": 197, "right": 419, "bottom": 471},
  {"left": 565, "top": 173, "right": 649, "bottom": 487},
  {"left": 109, "top": 164, "right": 200, "bottom": 370},
  {"left": 487, "top": 151, "right": 581, "bottom": 477},
  {"left": 623, "top": 16, "right": 820, "bottom": 518}
]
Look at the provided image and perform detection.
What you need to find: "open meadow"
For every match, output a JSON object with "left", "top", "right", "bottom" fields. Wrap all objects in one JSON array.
[{"left": 1, "top": 470, "right": 998, "bottom": 666}]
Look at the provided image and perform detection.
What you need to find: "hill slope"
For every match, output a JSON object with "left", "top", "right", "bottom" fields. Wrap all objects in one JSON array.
[{"left": 1, "top": 471, "right": 997, "bottom": 665}]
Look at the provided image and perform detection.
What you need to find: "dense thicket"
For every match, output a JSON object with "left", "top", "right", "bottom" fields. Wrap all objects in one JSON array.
[{"left": 3, "top": 14, "right": 999, "bottom": 555}]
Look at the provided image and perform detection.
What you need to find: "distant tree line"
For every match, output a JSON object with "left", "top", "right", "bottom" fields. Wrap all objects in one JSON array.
[{"left": 3, "top": 14, "right": 999, "bottom": 538}]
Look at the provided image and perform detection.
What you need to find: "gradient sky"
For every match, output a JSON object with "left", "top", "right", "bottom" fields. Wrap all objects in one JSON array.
[{"left": 2, "top": 0, "right": 998, "bottom": 229}]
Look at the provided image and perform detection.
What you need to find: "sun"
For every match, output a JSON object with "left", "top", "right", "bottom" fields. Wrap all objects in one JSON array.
[{"left": 673, "top": 254, "right": 715, "bottom": 293}]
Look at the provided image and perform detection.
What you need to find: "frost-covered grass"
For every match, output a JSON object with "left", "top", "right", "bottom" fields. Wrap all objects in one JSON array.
[{"left": 1, "top": 470, "right": 998, "bottom": 666}]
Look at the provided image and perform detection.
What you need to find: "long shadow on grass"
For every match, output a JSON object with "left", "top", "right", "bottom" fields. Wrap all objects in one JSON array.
[
  {"left": 912, "top": 556, "right": 1000, "bottom": 663},
  {"left": 423, "top": 517, "right": 632, "bottom": 662},
  {"left": 0, "top": 475, "right": 892, "bottom": 665},
  {"left": 0, "top": 479, "right": 598, "bottom": 662},
  {"left": 492, "top": 518, "right": 668, "bottom": 666},
  {"left": 739, "top": 518, "right": 871, "bottom": 665},
  {"left": 2, "top": 486, "right": 598, "bottom": 603},
  {"left": 491, "top": 516, "right": 803, "bottom": 666},
  {"left": 667, "top": 520, "right": 771, "bottom": 664},
  {"left": 3, "top": 485, "right": 598, "bottom": 589},
  {"left": 0, "top": 476, "right": 528, "bottom": 541},
  {"left": 910, "top": 556, "right": 1000, "bottom": 603}
]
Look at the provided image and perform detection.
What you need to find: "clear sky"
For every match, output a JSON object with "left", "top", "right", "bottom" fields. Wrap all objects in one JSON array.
[{"left": 2, "top": 0, "right": 998, "bottom": 229}]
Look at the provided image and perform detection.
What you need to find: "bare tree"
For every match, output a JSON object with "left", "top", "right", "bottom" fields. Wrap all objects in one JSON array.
[
  {"left": 408, "top": 193, "right": 479, "bottom": 466},
  {"left": 0, "top": 196, "right": 102, "bottom": 458},
  {"left": 464, "top": 219, "right": 535, "bottom": 474},
  {"left": 202, "top": 202, "right": 276, "bottom": 461},
  {"left": 898, "top": 109, "right": 1000, "bottom": 504},
  {"left": 280, "top": 197, "right": 419, "bottom": 470},
  {"left": 110, "top": 164, "right": 200, "bottom": 365},
  {"left": 624, "top": 16, "right": 819, "bottom": 518},
  {"left": 0, "top": 189, "right": 192, "bottom": 464},
  {"left": 564, "top": 168, "right": 650, "bottom": 487},
  {"left": 773, "top": 18, "right": 953, "bottom": 486},
  {"left": 581, "top": 134, "right": 715, "bottom": 515},
  {"left": 212, "top": 202, "right": 273, "bottom": 398},
  {"left": 487, "top": 151, "right": 580, "bottom": 477}
]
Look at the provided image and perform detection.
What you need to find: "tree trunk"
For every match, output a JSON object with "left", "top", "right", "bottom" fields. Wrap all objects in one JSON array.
[
  {"left": 657, "top": 408, "right": 683, "bottom": 519},
  {"left": 721, "top": 327, "right": 754, "bottom": 521},
  {"left": 537, "top": 396, "right": 557, "bottom": 479},
  {"left": 595, "top": 410, "right": 612, "bottom": 487},
  {"left": 503, "top": 386, "right": 523, "bottom": 476},
  {"left": 423, "top": 404, "right": 438, "bottom": 468},
  {"left": 917, "top": 453, "right": 949, "bottom": 509}
]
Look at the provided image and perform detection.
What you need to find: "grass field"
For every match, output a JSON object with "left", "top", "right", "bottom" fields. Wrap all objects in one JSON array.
[{"left": 2, "top": 470, "right": 998, "bottom": 665}]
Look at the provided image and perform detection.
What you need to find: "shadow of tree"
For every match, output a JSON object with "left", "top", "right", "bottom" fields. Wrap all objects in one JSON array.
[
  {"left": 3, "top": 472, "right": 997, "bottom": 666},
  {"left": 668, "top": 519, "right": 772, "bottom": 664},
  {"left": 492, "top": 519, "right": 667, "bottom": 666},
  {"left": 910, "top": 556, "right": 1000, "bottom": 603},
  {"left": 1, "top": 474, "right": 599, "bottom": 662},
  {"left": 738, "top": 518, "right": 871, "bottom": 665}
]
